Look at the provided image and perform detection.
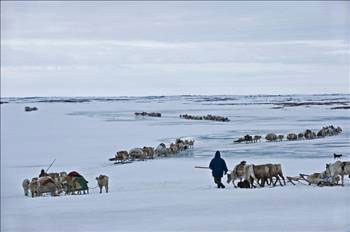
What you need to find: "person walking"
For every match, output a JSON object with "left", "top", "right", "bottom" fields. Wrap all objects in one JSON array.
[{"left": 209, "top": 151, "right": 228, "bottom": 188}]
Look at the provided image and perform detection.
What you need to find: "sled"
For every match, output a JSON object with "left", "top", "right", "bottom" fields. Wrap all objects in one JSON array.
[
  {"left": 113, "top": 160, "right": 133, "bottom": 165},
  {"left": 64, "top": 176, "right": 89, "bottom": 195},
  {"left": 298, "top": 173, "right": 342, "bottom": 187},
  {"left": 286, "top": 176, "right": 303, "bottom": 185}
]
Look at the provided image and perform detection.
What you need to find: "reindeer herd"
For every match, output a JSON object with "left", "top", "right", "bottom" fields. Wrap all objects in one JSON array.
[
  {"left": 109, "top": 138, "right": 195, "bottom": 164},
  {"left": 135, "top": 112, "right": 161, "bottom": 117},
  {"left": 22, "top": 138, "right": 195, "bottom": 198},
  {"left": 234, "top": 125, "right": 342, "bottom": 143},
  {"left": 21, "top": 120, "right": 347, "bottom": 198},
  {"left": 227, "top": 161, "right": 286, "bottom": 188},
  {"left": 135, "top": 112, "right": 230, "bottom": 122},
  {"left": 226, "top": 159, "right": 350, "bottom": 189},
  {"left": 180, "top": 114, "right": 230, "bottom": 122}
]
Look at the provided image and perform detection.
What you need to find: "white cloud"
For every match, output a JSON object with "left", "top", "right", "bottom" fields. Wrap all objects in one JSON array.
[
  {"left": 2, "top": 39, "right": 347, "bottom": 49},
  {"left": 326, "top": 49, "right": 350, "bottom": 55},
  {"left": 2, "top": 39, "right": 198, "bottom": 49},
  {"left": 1, "top": 1, "right": 349, "bottom": 96}
]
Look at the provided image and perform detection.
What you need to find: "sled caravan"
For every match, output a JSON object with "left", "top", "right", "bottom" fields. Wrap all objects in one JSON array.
[
  {"left": 22, "top": 171, "right": 109, "bottom": 198},
  {"left": 234, "top": 125, "right": 342, "bottom": 144},
  {"left": 109, "top": 138, "right": 195, "bottom": 164},
  {"left": 226, "top": 160, "right": 350, "bottom": 189},
  {"left": 134, "top": 112, "right": 230, "bottom": 121},
  {"left": 287, "top": 160, "right": 350, "bottom": 187},
  {"left": 180, "top": 114, "right": 230, "bottom": 122},
  {"left": 134, "top": 112, "right": 161, "bottom": 117}
]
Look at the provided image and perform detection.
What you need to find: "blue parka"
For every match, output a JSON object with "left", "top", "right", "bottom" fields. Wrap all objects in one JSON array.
[{"left": 209, "top": 151, "right": 228, "bottom": 178}]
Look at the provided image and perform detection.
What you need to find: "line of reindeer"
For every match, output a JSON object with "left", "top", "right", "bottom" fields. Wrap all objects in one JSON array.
[
  {"left": 134, "top": 112, "right": 230, "bottom": 122},
  {"left": 134, "top": 112, "right": 161, "bottom": 117},
  {"left": 109, "top": 138, "right": 195, "bottom": 164},
  {"left": 227, "top": 159, "right": 350, "bottom": 189},
  {"left": 234, "top": 125, "right": 342, "bottom": 144},
  {"left": 180, "top": 114, "right": 230, "bottom": 122}
]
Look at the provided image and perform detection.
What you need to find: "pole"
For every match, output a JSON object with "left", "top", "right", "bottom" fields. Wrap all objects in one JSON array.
[
  {"left": 46, "top": 159, "right": 56, "bottom": 172},
  {"left": 194, "top": 166, "right": 210, "bottom": 169},
  {"left": 194, "top": 166, "right": 232, "bottom": 172}
]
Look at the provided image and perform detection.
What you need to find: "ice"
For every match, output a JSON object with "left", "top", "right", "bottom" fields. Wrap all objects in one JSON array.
[{"left": 1, "top": 94, "right": 350, "bottom": 231}]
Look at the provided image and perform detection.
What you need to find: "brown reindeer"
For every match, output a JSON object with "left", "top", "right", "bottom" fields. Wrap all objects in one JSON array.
[{"left": 96, "top": 175, "right": 109, "bottom": 193}]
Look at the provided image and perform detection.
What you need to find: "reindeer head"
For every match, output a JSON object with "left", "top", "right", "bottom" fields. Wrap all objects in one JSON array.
[{"left": 325, "top": 163, "right": 333, "bottom": 176}]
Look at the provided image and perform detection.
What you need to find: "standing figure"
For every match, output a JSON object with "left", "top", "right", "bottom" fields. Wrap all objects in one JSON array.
[
  {"left": 39, "top": 169, "right": 49, "bottom": 177},
  {"left": 209, "top": 151, "right": 228, "bottom": 188}
]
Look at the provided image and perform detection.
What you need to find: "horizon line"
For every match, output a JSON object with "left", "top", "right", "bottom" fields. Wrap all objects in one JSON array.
[{"left": 1, "top": 92, "right": 350, "bottom": 99}]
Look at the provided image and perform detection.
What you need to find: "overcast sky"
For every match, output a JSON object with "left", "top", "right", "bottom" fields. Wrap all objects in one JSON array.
[{"left": 1, "top": 1, "right": 349, "bottom": 97}]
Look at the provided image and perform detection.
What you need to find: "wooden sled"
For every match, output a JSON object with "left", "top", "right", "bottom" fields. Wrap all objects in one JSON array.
[
  {"left": 286, "top": 176, "right": 303, "bottom": 185},
  {"left": 113, "top": 160, "right": 133, "bottom": 165},
  {"left": 298, "top": 173, "right": 342, "bottom": 187}
]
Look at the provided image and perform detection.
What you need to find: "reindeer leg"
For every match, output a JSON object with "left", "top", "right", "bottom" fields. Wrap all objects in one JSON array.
[
  {"left": 259, "top": 178, "right": 264, "bottom": 187},
  {"left": 266, "top": 177, "right": 271, "bottom": 186},
  {"left": 233, "top": 181, "right": 237, "bottom": 188},
  {"left": 249, "top": 176, "right": 256, "bottom": 188},
  {"left": 277, "top": 177, "right": 283, "bottom": 186},
  {"left": 257, "top": 178, "right": 262, "bottom": 186},
  {"left": 271, "top": 177, "right": 276, "bottom": 186},
  {"left": 280, "top": 174, "right": 286, "bottom": 185}
]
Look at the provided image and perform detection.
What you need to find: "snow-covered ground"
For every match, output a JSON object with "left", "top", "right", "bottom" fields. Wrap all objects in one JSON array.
[{"left": 1, "top": 94, "right": 350, "bottom": 231}]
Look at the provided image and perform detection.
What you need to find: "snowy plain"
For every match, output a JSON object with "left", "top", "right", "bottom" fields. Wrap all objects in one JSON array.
[{"left": 1, "top": 94, "right": 350, "bottom": 232}]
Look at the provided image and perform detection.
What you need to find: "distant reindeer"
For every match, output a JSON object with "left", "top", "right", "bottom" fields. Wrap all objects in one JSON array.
[
  {"left": 333, "top": 153, "right": 343, "bottom": 159},
  {"left": 96, "top": 175, "right": 109, "bottom": 193},
  {"left": 277, "top": 135, "right": 284, "bottom": 142},
  {"left": 253, "top": 135, "right": 262, "bottom": 143}
]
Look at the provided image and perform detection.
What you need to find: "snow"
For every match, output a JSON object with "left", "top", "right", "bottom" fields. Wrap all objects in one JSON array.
[{"left": 1, "top": 95, "right": 350, "bottom": 231}]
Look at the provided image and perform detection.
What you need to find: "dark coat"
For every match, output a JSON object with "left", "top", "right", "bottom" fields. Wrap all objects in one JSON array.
[
  {"left": 209, "top": 152, "right": 228, "bottom": 178},
  {"left": 39, "top": 170, "right": 49, "bottom": 178}
]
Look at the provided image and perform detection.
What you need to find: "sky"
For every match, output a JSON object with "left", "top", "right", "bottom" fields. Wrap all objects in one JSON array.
[{"left": 1, "top": 1, "right": 349, "bottom": 97}]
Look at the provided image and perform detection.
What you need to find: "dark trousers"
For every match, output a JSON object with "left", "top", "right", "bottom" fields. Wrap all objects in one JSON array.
[{"left": 214, "top": 177, "right": 225, "bottom": 188}]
